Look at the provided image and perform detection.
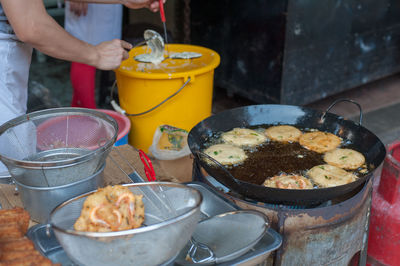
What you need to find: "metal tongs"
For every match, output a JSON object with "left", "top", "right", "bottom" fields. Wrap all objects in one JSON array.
[
  {"left": 108, "top": 148, "right": 175, "bottom": 218},
  {"left": 138, "top": 149, "right": 156, "bottom": 181},
  {"left": 138, "top": 150, "right": 217, "bottom": 263},
  {"left": 109, "top": 148, "right": 215, "bottom": 263}
]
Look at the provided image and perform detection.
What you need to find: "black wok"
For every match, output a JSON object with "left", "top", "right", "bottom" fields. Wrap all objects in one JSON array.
[{"left": 188, "top": 100, "right": 386, "bottom": 205}]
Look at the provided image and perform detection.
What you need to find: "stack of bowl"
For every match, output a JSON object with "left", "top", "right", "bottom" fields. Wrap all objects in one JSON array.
[{"left": 0, "top": 108, "right": 118, "bottom": 223}]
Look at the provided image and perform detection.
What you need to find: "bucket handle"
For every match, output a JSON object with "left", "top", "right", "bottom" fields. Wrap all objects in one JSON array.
[{"left": 110, "top": 77, "right": 191, "bottom": 117}]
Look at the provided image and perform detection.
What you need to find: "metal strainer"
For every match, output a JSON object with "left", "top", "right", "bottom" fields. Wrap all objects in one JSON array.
[
  {"left": 176, "top": 210, "right": 269, "bottom": 264},
  {"left": 48, "top": 182, "right": 202, "bottom": 266},
  {"left": 0, "top": 108, "right": 118, "bottom": 187}
]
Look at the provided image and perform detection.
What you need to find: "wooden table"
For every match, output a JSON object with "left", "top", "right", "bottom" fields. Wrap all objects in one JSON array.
[{"left": 0, "top": 144, "right": 192, "bottom": 222}]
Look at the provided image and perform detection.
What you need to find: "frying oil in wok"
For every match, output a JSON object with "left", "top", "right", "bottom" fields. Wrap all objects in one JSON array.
[
  {"left": 229, "top": 141, "right": 324, "bottom": 185},
  {"left": 203, "top": 125, "right": 370, "bottom": 187}
]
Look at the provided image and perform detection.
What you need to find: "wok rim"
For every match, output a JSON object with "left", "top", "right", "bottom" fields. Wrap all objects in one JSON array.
[{"left": 188, "top": 103, "right": 386, "bottom": 203}]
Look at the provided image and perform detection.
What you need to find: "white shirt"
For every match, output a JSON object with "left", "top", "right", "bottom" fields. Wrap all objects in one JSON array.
[
  {"left": 0, "top": 4, "right": 33, "bottom": 175},
  {"left": 64, "top": 3, "right": 123, "bottom": 46}
]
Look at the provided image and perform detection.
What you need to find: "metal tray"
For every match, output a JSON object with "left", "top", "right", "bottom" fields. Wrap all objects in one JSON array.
[{"left": 27, "top": 181, "right": 282, "bottom": 266}]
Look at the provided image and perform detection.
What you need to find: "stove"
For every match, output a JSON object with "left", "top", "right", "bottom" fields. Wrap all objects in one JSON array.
[{"left": 192, "top": 160, "right": 372, "bottom": 266}]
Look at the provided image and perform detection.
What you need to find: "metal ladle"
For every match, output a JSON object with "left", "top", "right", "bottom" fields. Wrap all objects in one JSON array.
[{"left": 134, "top": 30, "right": 202, "bottom": 63}]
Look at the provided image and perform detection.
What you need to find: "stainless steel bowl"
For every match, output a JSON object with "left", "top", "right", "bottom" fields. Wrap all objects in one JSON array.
[
  {"left": 184, "top": 210, "right": 269, "bottom": 264},
  {"left": 49, "top": 182, "right": 202, "bottom": 266},
  {"left": 15, "top": 164, "right": 105, "bottom": 223},
  {"left": 0, "top": 108, "right": 117, "bottom": 187},
  {"left": 0, "top": 170, "right": 11, "bottom": 184}
]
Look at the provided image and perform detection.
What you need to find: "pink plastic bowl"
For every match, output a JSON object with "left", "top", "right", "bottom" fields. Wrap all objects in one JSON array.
[
  {"left": 97, "top": 109, "right": 131, "bottom": 146},
  {"left": 36, "top": 115, "right": 114, "bottom": 151}
]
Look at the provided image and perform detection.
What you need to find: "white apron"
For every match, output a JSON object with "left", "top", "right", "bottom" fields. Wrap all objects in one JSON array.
[
  {"left": 64, "top": 3, "right": 123, "bottom": 45},
  {"left": 0, "top": 4, "right": 33, "bottom": 175}
]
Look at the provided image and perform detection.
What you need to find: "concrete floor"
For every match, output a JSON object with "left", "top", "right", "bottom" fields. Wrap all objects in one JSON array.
[{"left": 28, "top": 49, "right": 400, "bottom": 146}]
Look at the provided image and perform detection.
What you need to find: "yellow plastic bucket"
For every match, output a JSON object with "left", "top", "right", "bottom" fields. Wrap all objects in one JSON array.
[{"left": 115, "top": 44, "right": 220, "bottom": 152}]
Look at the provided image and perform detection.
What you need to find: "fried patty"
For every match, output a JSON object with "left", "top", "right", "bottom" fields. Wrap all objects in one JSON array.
[
  {"left": 299, "top": 131, "right": 341, "bottom": 153},
  {"left": 263, "top": 174, "right": 313, "bottom": 189},
  {"left": 307, "top": 164, "right": 357, "bottom": 187},
  {"left": 222, "top": 128, "right": 266, "bottom": 147},
  {"left": 324, "top": 148, "right": 365, "bottom": 170},
  {"left": 265, "top": 125, "right": 302, "bottom": 142},
  {"left": 204, "top": 144, "right": 248, "bottom": 165}
]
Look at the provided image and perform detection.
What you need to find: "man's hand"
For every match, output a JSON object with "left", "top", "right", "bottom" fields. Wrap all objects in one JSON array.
[
  {"left": 69, "top": 2, "right": 88, "bottom": 16},
  {"left": 122, "top": 0, "right": 165, "bottom": 12},
  {"left": 93, "top": 39, "right": 132, "bottom": 70}
]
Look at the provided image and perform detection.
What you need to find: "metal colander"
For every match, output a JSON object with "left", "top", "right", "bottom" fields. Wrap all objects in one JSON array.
[
  {"left": 49, "top": 182, "right": 202, "bottom": 266},
  {"left": 0, "top": 108, "right": 118, "bottom": 187}
]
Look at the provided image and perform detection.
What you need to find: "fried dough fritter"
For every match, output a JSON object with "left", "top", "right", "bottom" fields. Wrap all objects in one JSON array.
[
  {"left": 74, "top": 185, "right": 145, "bottom": 232},
  {"left": 324, "top": 148, "right": 366, "bottom": 170},
  {"left": 0, "top": 250, "right": 42, "bottom": 261},
  {"left": 265, "top": 125, "right": 302, "bottom": 143},
  {"left": 0, "top": 207, "right": 30, "bottom": 235},
  {"left": 0, "top": 254, "right": 54, "bottom": 266},
  {"left": 0, "top": 224, "right": 26, "bottom": 240},
  {"left": 0, "top": 238, "right": 35, "bottom": 252},
  {"left": 299, "top": 131, "right": 341, "bottom": 153},
  {"left": 204, "top": 144, "right": 248, "bottom": 165},
  {"left": 222, "top": 128, "right": 266, "bottom": 147},
  {"left": 307, "top": 164, "right": 357, "bottom": 187},
  {"left": 0, "top": 208, "right": 57, "bottom": 266},
  {"left": 263, "top": 174, "right": 313, "bottom": 189}
]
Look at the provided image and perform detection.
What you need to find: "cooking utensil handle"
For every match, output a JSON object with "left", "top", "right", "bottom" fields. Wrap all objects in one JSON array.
[
  {"left": 139, "top": 149, "right": 156, "bottom": 181},
  {"left": 137, "top": 149, "right": 178, "bottom": 216},
  {"left": 159, "top": 0, "right": 166, "bottom": 22},
  {"left": 194, "top": 151, "right": 242, "bottom": 186},
  {"left": 322, "top": 98, "right": 363, "bottom": 125},
  {"left": 188, "top": 237, "right": 216, "bottom": 264}
]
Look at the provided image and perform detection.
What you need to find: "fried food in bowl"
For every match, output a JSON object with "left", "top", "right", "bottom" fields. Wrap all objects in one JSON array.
[
  {"left": 74, "top": 185, "right": 144, "bottom": 232},
  {"left": 49, "top": 182, "right": 202, "bottom": 266}
]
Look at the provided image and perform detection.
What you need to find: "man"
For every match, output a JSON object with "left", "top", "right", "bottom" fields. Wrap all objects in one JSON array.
[
  {"left": 0, "top": 0, "right": 164, "bottom": 175},
  {"left": 0, "top": 0, "right": 163, "bottom": 125},
  {"left": 65, "top": 2, "right": 123, "bottom": 108}
]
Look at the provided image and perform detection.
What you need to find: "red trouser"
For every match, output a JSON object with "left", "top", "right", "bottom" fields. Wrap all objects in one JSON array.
[{"left": 70, "top": 62, "right": 97, "bottom": 108}]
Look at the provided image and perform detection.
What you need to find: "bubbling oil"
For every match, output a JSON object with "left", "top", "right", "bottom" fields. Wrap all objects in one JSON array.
[
  {"left": 202, "top": 125, "right": 369, "bottom": 187},
  {"left": 229, "top": 141, "right": 324, "bottom": 185}
]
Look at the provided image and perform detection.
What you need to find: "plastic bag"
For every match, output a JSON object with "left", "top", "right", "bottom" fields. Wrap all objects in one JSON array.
[{"left": 149, "top": 125, "right": 191, "bottom": 160}]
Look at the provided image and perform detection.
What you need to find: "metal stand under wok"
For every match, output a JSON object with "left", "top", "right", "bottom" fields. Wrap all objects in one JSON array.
[{"left": 192, "top": 159, "right": 372, "bottom": 266}]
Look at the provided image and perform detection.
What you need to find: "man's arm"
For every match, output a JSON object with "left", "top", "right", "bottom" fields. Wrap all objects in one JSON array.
[
  {"left": 66, "top": 0, "right": 162, "bottom": 12},
  {"left": 2, "top": 0, "right": 128, "bottom": 69},
  {"left": 0, "top": 0, "right": 162, "bottom": 70}
]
